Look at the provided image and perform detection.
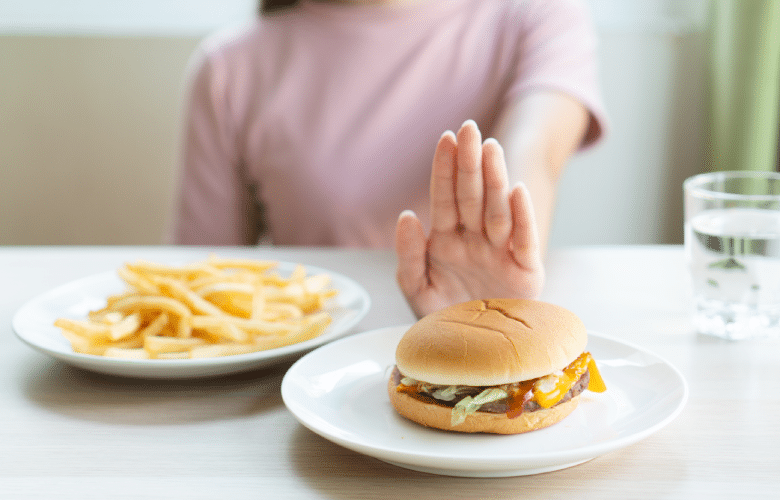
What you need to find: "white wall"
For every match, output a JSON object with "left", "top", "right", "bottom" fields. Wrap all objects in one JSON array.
[
  {"left": 552, "top": 0, "right": 709, "bottom": 246},
  {"left": 0, "top": 0, "right": 710, "bottom": 246}
]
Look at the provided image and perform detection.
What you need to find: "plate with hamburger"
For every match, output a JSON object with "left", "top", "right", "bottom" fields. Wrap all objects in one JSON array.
[{"left": 282, "top": 299, "right": 688, "bottom": 477}]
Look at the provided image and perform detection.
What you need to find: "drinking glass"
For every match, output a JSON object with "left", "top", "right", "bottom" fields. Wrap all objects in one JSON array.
[{"left": 684, "top": 170, "right": 780, "bottom": 340}]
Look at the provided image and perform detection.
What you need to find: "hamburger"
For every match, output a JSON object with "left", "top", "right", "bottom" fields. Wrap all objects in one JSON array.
[{"left": 388, "top": 298, "right": 606, "bottom": 434}]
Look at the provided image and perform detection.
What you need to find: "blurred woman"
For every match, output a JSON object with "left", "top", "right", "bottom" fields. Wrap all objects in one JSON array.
[{"left": 171, "top": 0, "right": 606, "bottom": 316}]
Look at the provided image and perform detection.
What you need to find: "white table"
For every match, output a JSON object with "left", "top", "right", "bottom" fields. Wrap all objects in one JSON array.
[{"left": 2, "top": 245, "right": 778, "bottom": 499}]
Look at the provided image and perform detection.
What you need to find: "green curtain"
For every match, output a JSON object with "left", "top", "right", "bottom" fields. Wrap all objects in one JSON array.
[{"left": 708, "top": 0, "right": 780, "bottom": 172}]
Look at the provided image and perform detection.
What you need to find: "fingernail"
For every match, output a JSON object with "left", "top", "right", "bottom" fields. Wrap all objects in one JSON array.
[
  {"left": 483, "top": 137, "right": 500, "bottom": 146},
  {"left": 399, "top": 209, "right": 417, "bottom": 219},
  {"left": 461, "top": 119, "right": 477, "bottom": 129},
  {"left": 440, "top": 130, "right": 455, "bottom": 140}
]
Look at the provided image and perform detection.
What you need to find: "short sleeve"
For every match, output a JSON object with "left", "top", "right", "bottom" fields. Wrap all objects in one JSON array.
[
  {"left": 169, "top": 44, "right": 260, "bottom": 245},
  {"left": 509, "top": 0, "right": 607, "bottom": 147}
]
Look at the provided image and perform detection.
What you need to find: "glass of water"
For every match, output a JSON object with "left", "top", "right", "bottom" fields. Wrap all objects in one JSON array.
[{"left": 684, "top": 170, "right": 780, "bottom": 340}]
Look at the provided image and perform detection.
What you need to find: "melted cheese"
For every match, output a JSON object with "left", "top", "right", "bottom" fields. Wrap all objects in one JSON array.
[{"left": 532, "top": 352, "right": 606, "bottom": 408}]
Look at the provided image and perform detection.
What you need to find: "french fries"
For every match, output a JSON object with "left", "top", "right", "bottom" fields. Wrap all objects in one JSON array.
[{"left": 54, "top": 255, "right": 338, "bottom": 359}]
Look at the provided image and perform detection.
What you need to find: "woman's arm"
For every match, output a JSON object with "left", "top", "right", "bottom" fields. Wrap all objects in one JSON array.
[
  {"left": 170, "top": 50, "right": 260, "bottom": 246},
  {"left": 492, "top": 88, "right": 590, "bottom": 253}
]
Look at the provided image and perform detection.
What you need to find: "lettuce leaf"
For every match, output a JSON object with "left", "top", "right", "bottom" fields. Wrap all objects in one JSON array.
[{"left": 451, "top": 388, "right": 508, "bottom": 426}]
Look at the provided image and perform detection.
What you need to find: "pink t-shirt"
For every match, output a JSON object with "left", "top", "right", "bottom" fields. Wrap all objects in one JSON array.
[{"left": 171, "top": 0, "right": 606, "bottom": 247}]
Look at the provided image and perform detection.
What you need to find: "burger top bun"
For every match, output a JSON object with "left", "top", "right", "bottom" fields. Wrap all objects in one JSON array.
[{"left": 395, "top": 299, "right": 587, "bottom": 386}]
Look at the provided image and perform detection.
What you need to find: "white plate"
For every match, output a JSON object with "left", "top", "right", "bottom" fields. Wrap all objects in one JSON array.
[
  {"left": 282, "top": 326, "right": 688, "bottom": 477},
  {"left": 12, "top": 262, "right": 370, "bottom": 379}
]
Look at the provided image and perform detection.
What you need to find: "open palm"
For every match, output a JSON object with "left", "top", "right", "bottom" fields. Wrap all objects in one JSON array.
[{"left": 395, "top": 120, "right": 544, "bottom": 318}]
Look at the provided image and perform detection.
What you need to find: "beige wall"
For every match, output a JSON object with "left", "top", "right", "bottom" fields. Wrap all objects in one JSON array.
[
  {"left": 0, "top": 24, "right": 708, "bottom": 246},
  {"left": 0, "top": 36, "right": 200, "bottom": 245}
]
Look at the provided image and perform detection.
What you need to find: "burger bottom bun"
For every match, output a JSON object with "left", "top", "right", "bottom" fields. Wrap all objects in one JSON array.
[{"left": 387, "top": 378, "right": 580, "bottom": 435}]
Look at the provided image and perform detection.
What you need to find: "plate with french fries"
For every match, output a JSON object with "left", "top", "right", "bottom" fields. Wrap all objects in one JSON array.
[{"left": 12, "top": 255, "right": 371, "bottom": 379}]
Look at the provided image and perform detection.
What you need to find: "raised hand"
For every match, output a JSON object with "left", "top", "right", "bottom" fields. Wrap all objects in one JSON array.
[{"left": 395, "top": 120, "right": 544, "bottom": 319}]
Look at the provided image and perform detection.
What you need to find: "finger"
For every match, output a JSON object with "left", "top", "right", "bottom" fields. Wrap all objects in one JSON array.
[
  {"left": 395, "top": 210, "right": 430, "bottom": 296},
  {"left": 482, "top": 138, "right": 512, "bottom": 246},
  {"left": 429, "top": 130, "right": 458, "bottom": 233},
  {"left": 455, "top": 120, "right": 483, "bottom": 233},
  {"left": 509, "top": 183, "right": 542, "bottom": 269}
]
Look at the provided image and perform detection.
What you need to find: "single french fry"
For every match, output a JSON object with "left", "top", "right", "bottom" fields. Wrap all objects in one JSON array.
[
  {"left": 250, "top": 317, "right": 329, "bottom": 350},
  {"left": 302, "top": 310, "right": 333, "bottom": 329},
  {"left": 194, "top": 282, "right": 254, "bottom": 296},
  {"left": 107, "top": 313, "right": 142, "bottom": 341},
  {"left": 188, "top": 271, "right": 257, "bottom": 291},
  {"left": 91, "top": 311, "right": 125, "bottom": 324},
  {"left": 202, "top": 291, "right": 253, "bottom": 318},
  {"left": 54, "top": 318, "right": 110, "bottom": 341},
  {"left": 278, "top": 263, "right": 306, "bottom": 284},
  {"left": 191, "top": 328, "right": 224, "bottom": 344},
  {"left": 60, "top": 328, "right": 108, "bottom": 355},
  {"left": 144, "top": 335, "right": 206, "bottom": 357},
  {"left": 60, "top": 327, "right": 144, "bottom": 353},
  {"left": 156, "top": 352, "right": 190, "bottom": 360},
  {"left": 205, "top": 254, "right": 278, "bottom": 273},
  {"left": 111, "top": 294, "right": 192, "bottom": 317},
  {"left": 260, "top": 302, "right": 304, "bottom": 321},
  {"left": 104, "top": 347, "right": 150, "bottom": 359},
  {"left": 116, "top": 267, "right": 159, "bottom": 294},
  {"left": 297, "top": 311, "right": 332, "bottom": 343},
  {"left": 249, "top": 334, "right": 301, "bottom": 352},
  {"left": 98, "top": 333, "right": 144, "bottom": 350},
  {"left": 190, "top": 315, "right": 297, "bottom": 336},
  {"left": 104, "top": 292, "right": 145, "bottom": 310},
  {"left": 304, "top": 274, "right": 333, "bottom": 293},
  {"left": 189, "top": 343, "right": 258, "bottom": 358},
  {"left": 190, "top": 319, "right": 248, "bottom": 343},
  {"left": 250, "top": 284, "right": 266, "bottom": 320},
  {"left": 125, "top": 260, "right": 221, "bottom": 280},
  {"left": 138, "top": 312, "right": 169, "bottom": 338},
  {"left": 218, "top": 322, "right": 249, "bottom": 342}
]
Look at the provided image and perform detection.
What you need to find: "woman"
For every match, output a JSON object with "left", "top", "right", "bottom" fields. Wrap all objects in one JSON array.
[{"left": 171, "top": 0, "right": 606, "bottom": 317}]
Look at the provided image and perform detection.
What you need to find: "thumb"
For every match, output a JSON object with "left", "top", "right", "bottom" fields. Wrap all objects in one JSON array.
[{"left": 395, "top": 210, "right": 429, "bottom": 296}]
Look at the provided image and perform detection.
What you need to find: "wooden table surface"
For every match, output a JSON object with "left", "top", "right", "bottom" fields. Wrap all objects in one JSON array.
[{"left": 2, "top": 245, "right": 778, "bottom": 499}]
